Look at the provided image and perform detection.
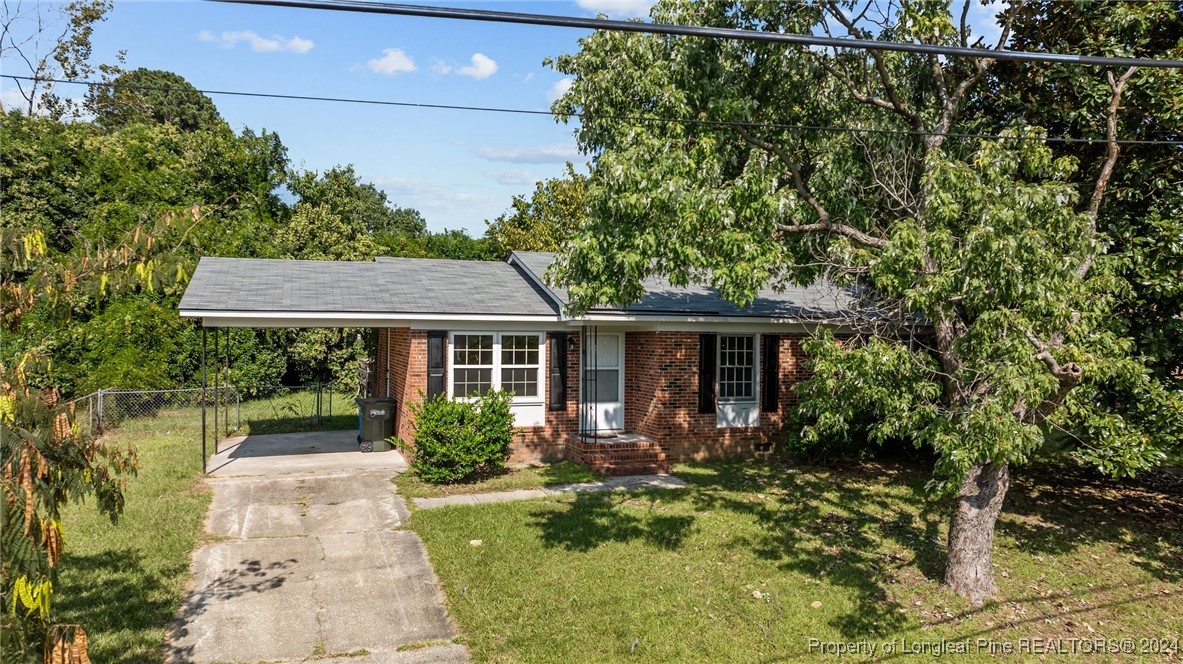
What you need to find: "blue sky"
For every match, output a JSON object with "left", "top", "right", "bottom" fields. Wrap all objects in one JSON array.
[
  {"left": 3, "top": 0, "right": 657, "bottom": 234},
  {"left": 3, "top": 0, "right": 1003, "bottom": 235}
]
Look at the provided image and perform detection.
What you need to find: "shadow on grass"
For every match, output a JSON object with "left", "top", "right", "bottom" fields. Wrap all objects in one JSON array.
[
  {"left": 1000, "top": 465, "right": 1183, "bottom": 583},
  {"left": 680, "top": 461, "right": 946, "bottom": 639},
  {"left": 529, "top": 492, "right": 694, "bottom": 552},
  {"left": 520, "top": 458, "right": 1183, "bottom": 644},
  {"left": 54, "top": 549, "right": 176, "bottom": 664}
]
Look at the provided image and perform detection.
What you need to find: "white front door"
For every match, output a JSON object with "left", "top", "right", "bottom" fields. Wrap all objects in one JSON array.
[{"left": 580, "top": 332, "right": 624, "bottom": 433}]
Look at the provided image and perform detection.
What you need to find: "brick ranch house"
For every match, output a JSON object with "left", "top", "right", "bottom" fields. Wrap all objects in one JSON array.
[{"left": 179, "top": 251, "right": 855, "bottom": 475}]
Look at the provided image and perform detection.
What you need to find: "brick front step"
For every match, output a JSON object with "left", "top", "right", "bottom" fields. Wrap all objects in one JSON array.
[{"left": 569, "top": 434, "right": 671, "bottom": 477}]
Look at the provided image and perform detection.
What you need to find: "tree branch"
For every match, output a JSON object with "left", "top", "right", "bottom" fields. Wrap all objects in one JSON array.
[
  {"left": 1076, "top": 66, "right": 1137, "bottom": 279},
  {"left": 823, "top": 0, "right": 923, "bottom": 129},
  {"left": 774, "top": 222, "right": 889, "bottom": 249},
  {"left": 734, "top": 126, "right": 890, "bottom": 250}
]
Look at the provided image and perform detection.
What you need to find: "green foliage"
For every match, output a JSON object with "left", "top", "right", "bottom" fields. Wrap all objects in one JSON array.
[
  {"left": 380, "top": 229, "right": 498, "bottom": 261},
  {"left": 980, "top": 1, "right": 1183, "bottom": 380},
  {"left": 549, "top": 0, "right": 1181, "bottom": 494},
  {"left": 1, "top": 367, "right": 138, "bottom": 660},
  {"left": 288, "top": 165, "right": 426, "bottom": 240},
  {"left": 89, "top": 68, "right": 224, "bottom": 132},
  {"left": 484, "top": 163, "right": 586, "bottom": 257},
  {"left": 273, "top": 203, "right": 378, "bottom": 261},
  {"left": 406, "top": 390, "right": 515, "bottom": 484}
]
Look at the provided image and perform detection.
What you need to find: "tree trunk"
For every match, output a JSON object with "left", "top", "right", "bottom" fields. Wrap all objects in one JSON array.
[{"left": 944, "top": 461, "right": 1010, "bottom": 607}]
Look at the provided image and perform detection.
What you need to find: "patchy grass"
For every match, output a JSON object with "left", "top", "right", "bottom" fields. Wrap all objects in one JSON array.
[
  {"left": 395, "top": 461, "right": 599, "bottom": 500},
  {"left": 409, "top": 460, "right": 1182, "bottom": 663},
  {"left": 50, "top": 392, "right": 356, "bottom": 663},
  {"left": 53, "top": 415, "right": 211, "bottom": 663}
]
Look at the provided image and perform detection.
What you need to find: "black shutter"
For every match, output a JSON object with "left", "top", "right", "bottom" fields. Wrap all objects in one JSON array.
[
  {"left": 698, "top": 333, "right": 717, "bottom": 414},
  {"left": 548, "top": 333, "right": 568, "bottom": 410},
  {"left": 761, "top": 334, "right": 780, "bottom": 412},
  {"left": 426, "top": 330, "right": 446, "bottom": 398}
]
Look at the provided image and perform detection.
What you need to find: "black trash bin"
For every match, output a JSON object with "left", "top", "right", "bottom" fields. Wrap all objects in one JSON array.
[{"left": 356, "top": 397, "right": 395, "bottom": 452}]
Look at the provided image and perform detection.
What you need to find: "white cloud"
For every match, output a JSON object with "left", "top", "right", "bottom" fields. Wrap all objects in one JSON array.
[
  {"left": 575, "top": 0, "right": 654, "bottom": 19},
  {"left": 371, "top": 177, "right": 481, "bottom": 209},
  {"left": 198, "top": 30, "right": 314, "bottom": 54},
  {"left": 521, "top": 72, "right": 535, "bottom": 83},
  {"left": 434, "top": 53, "right": 499, "bottom": 79},
  {"left": 457, "top": 53, "right": 498, "bottom": 79},
  {"left": 476, "top": 144, "right": 580, "bottom": 164},
  {"left": 486, "top": 169, "right": 537, "bottom": 185},
  {"left": 0, "top": 87, "right": 32, "bottom": 113},
  {"left": 367, "top": 48, "right": 417, "bottom": 75},
  {"left": 547, "top": 77, "right": 573, "bottom": 103}
]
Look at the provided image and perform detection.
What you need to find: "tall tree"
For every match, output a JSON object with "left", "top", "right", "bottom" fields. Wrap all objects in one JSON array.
[
  {"left": 287, "top": 165, "right": 426, "bottom": 240},
  {"left": 976, "top": 1, "right": 1183, "bottom": 380},
  {"left": 484, "top": 163, "right": 586, "bottom": 257},
  {"left": 549, "top": 0, "right": 1181, "bottom": 606},
  {"left": 88, "top": 68, "right": 224, "bottom": 132}
]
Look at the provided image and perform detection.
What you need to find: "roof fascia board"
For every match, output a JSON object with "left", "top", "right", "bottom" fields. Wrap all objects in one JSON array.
[{"left": 182, "top": 310, "right": 562, "bottom": 328}]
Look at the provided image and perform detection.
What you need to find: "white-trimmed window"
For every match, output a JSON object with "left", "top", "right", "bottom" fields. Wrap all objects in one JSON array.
[
  {"left": 452, "top": 334, "right": 493, "bottom": 397},
  {"left": 718, "top": 335, "right": 756, "bottom": 402},
  {"left": 450, "top": 332, "right": 545, "bottom": 401}
]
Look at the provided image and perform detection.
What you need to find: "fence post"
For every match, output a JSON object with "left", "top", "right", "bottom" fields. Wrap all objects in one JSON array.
[
  {"left": 316, "top": 383, "right": 323, "bottom": 424},
  {"left": 236, "top": 389, "right": 241, "bottom": 430},
  {"left": 96, "top": 389, "right": 104, "bottom": 433}
]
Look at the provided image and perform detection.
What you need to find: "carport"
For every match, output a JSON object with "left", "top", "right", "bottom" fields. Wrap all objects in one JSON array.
[{"left": 179, "top": 255, "right": 563, "bottom": 473}]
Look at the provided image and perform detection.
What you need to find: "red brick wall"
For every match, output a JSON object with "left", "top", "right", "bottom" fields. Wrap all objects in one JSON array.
[
  {"left": 374, "top": 329, "right": 580, "bottom": 465},
  {"left": 510, "top": 333, "right": 580, "bottom": 464},
  {"left": 624, "top": 331, "right": 811, "bottom": 462},
  {"left": 375, "top": 328, "right": 813, "bottom": 465}
]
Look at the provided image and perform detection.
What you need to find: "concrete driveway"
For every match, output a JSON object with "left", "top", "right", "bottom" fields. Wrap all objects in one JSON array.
[{"left": 169, "top": 430, "right": 465, "bottom": 663}]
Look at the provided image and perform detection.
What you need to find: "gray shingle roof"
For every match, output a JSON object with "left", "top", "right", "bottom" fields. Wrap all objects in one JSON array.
[
  {"left": 179, "top": 256, "right": 560, "bottom": 317},
  {"left": 511, "top": 251, "right": 854, "bottom": 320}
]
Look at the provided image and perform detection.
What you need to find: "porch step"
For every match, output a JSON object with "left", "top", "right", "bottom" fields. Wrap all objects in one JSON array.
[{"left": 568, "top": 434, "right": 672, "bottom": 477}]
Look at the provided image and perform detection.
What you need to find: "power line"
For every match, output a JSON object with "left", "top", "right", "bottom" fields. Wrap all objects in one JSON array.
[
  {"left": 212, "top": 0, "right": 1183, "bottom": 69},
  {"left": 6, "top": 74, "right": 1182, "bottom": 147}
]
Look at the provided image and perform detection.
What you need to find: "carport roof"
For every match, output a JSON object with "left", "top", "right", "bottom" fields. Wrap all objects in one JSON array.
[{"left": 179, "top": 256, "right": 561, "bottom": 321}]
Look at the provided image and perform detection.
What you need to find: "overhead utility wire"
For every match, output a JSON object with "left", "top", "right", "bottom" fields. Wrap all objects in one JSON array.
[
  {"left": 212, "top": 0, "right": 1183, "bottom": 69},
  {"left": 6, "top": 75, "right": 1181, "bottom": 147}
]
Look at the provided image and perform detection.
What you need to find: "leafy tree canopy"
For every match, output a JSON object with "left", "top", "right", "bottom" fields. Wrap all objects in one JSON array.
[
  {"left": 549, "top": 0, "right": 1182, "bottom": 605},
  {"left": 287, "top": 165, "right": 426, "bottom": 240},
  {"left": 976, "top": 1, "right": 1183, "bottom": 379},
  {"left": 89, "top": 68, "right": 224, "bottom": 132},
  {"left": 484, "top": 162, "right": 586, "bottom": 257}
]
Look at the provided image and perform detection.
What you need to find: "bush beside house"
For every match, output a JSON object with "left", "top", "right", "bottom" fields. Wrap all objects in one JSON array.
[{"left": 403, "top": 390, "right": 516, "bottom": 483}]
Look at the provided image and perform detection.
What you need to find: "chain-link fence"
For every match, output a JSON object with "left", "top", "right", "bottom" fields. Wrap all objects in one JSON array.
[{"left": 63, "top": 384, "right": 360, "bottom": 440}]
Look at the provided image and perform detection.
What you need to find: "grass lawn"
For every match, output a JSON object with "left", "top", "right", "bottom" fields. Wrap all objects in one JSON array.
[
  {"left": 409, "top": 460, "right": 1183, "bottom": 662},
  {"left": 51, "top": 393, "right": 356, "bottom": 663},
  {"left": 395, "top": 461, "right": 599, "bottom": 500}
]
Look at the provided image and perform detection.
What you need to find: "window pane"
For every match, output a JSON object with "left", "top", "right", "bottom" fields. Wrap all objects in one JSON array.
[
  {"left": 452, "top": 367, "right": 492, "bottom": 397},
  {"left": 501, "top": 335, "right": 540, "bottom": 366},
  {"left": 718, "top": 335, "right": 755, "bottom": 401},
  {"left": 586, "top": 335, "right": 619, "bottom": 368},
  {"left": 583, "top": 369, "right": 619, "bottom": 402},
  {"left": 454, "top": 335, "right": 493, "bottom": 367},
  {"left": 501, "top": 367, "right": 538, "bottom": 397}
]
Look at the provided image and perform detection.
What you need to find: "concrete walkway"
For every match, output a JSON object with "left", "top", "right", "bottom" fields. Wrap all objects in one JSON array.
[
  {"left": 169, "top": 430, "right": 465, "bottom": 664},
  {"left": 412, "top": 474, "right": 688, "bottom": 510}
]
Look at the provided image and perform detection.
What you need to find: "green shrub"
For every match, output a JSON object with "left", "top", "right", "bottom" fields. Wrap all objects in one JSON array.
[{"left": 405, "top": 390, "right": 516, "bottom": 484}]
